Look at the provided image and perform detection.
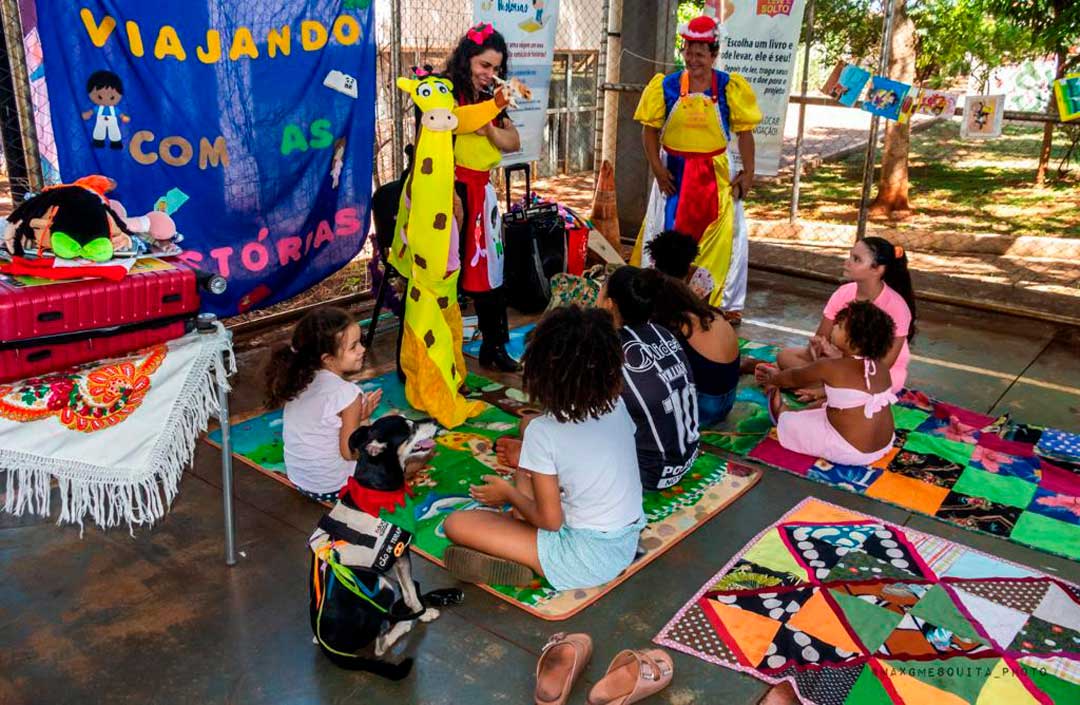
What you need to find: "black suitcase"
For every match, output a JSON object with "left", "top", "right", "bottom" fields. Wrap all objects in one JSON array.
[{"left": 501, "top": 164, "right": 566, "bottom": 314}]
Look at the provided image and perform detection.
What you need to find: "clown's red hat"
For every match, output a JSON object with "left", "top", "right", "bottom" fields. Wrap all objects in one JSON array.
[{"left": 678, "top": 15, "right": 719, "bottom": 43}]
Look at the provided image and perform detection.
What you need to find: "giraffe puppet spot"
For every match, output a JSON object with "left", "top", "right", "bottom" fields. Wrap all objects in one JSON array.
[
  {"left": 437, "top": 296, "right": 449, "bottom": 308},
  {"left": 420, "top": 158, "right": 434, "bottom": 175},
  {"left": 414, "top": 254, "right": 427, "bottom": 269},
  {"left": 410, "top": 287, "right": 421, "bottom": 302},
  {"left": 432, "top": 213, "right": 447, "bottom": 230},
  {"left": 424, "top": 330, "right": 436, "bottom": 347}
]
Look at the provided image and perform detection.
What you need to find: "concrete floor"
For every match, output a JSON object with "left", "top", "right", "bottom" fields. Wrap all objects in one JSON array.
[{"left": 2, "top": 269, "right": 1078, "bottom": 705}]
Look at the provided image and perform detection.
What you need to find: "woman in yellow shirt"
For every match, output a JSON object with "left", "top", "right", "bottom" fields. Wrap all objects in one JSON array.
[
  {"left": 445, "top": 23, "right": 522, "bottom": 372},
  {"left": 631, "top": 15, "right": 762, "bottom": 314}
]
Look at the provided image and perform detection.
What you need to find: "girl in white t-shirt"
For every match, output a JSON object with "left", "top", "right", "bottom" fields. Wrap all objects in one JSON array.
[
  {"left": 265, "top": 307, "right": 382, "bottom": 500},
  {"left": 443, "top": 306, "right": 645, "bottom": 591}
]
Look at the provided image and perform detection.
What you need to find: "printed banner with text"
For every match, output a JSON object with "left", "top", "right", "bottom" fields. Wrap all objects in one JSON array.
[
  {"left": 473, "top": 0, "right": 560, "bottom": 167},
  {"left": 710, "top": 0, "right": 807, "bottom": 176},
  {"left": 29, "top": 0, "right": 376, "bottom": 317}
]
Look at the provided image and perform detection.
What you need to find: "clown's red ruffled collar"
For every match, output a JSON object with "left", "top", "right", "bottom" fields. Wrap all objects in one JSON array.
[{"left": 339, "top": 477, "right": 414, "bottom": 518}]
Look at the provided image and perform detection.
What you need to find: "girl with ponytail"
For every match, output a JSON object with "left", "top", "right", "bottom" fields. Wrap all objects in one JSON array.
[
  {"left": 770, "top": 237, "right": 917, "bottom": 398},
  {"left": 265, "top": 307, "right": 382, "bottom": 501}
]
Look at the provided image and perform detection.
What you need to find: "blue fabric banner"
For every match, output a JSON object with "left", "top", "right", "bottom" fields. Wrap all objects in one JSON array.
[{"left": 32, "top": 1, "right": 375, "bottom": 316}]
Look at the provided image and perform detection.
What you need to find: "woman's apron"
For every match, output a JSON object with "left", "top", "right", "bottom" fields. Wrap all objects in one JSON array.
[
  {"left": 635, "top": 71, "right": 736, "bottom": 308},
  {"left": 455, "top": 126, "right": 505, "bottom": 294}
]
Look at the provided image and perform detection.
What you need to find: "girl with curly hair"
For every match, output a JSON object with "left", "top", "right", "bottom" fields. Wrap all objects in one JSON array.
[
  {"left": 756, "top": 300, "right": 898, "bottom": 466},
  {"left": 265, "top": 307, "right": 382, "bottom": 501},
  {"left": 442, "top": 306, "right": 645, "bottom": 590}
]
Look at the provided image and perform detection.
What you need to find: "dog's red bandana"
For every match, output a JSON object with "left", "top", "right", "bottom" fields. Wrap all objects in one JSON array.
[{"left": 340, "top": 477, "right": 413, "bottom": 518}]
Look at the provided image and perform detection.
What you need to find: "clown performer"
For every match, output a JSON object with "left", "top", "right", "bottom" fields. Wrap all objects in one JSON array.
[
  {"left": 390, "top": 68, "right": 511, "bottom": 428},
  {"left": 630, "top": 15, "right": 761, "bottom": 323}
]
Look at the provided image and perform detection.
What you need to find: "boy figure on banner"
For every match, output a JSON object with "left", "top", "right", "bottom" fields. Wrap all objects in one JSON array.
[
  {"left": 82, "top": 70, "right": 129, "bottom": 149},
  {"left": 389, "top": 66, "right": 512, "bottom": 428},
  {"left": 630, "top": 14, "right": 762, "bottom": 322}
]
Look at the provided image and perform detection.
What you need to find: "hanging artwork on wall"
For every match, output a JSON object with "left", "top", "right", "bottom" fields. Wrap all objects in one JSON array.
[{"left": 960, "top": 94, "right": 1006, "bottom": 139}]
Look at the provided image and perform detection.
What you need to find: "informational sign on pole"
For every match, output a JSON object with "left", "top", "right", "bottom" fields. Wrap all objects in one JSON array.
[
  {"left": 473, "top": 0, "right": 560, "bottom": 166},
  {"left": 707, "top": 0, "right": 808, "bottom": 176}
]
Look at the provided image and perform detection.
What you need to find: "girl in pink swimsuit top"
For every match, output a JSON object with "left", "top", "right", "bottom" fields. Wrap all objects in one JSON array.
[{"left": 757, "top": 301, "right": 898, "bottom": 467}]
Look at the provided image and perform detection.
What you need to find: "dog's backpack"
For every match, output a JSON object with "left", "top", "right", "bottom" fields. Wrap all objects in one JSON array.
[
  {"left": 312, "top": 502, "right": 413, "bottom": 574},
  {"left": 308, "top": 540, "right": 423, "bottom": 675}
]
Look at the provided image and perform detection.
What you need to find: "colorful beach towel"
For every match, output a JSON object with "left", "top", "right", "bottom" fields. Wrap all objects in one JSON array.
[
  {"left": 206, "top": 371, "right": 760, "bottom": 620},
  {"left": 656, "top": 497, "right": 1080, "bottom": 705}
]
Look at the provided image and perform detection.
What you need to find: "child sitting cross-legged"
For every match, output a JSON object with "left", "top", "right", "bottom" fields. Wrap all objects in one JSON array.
[
  {"left": 756, "top": 300, "right": 897, "bottom": 467},
  {"left": 443, "top": 305, "right": 645, "bottom": 591}
]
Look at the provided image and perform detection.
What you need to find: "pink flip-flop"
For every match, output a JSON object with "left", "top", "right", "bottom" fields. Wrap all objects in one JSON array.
[
  {"left": 535, "top": 632, "right": 593, "bottom": 705},
  {"left": 586, "top": 648, "right": 674, "bottom": 705}
]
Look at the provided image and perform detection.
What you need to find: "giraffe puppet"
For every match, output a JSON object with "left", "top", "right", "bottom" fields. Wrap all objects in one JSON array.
[{"left": 390, "top": 71, "right": 510, "bottom": 428}]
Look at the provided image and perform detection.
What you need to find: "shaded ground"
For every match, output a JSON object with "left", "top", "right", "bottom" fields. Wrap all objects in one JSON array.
[
  {"left": 750, "top": 120, "right": 1080, "bottom": 238},
  {"left": 2, "top": 269, "right": 1078, "bottom": 705}
]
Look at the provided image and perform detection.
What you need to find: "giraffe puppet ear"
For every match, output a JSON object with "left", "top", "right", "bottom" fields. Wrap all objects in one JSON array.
[{"left": 396, "top": 77, "right": 417, "bottom": 93}]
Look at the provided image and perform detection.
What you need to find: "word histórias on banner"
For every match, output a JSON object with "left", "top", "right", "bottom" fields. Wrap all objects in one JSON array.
[{"left": 32, "top": 1, "right": 377, "bottom": 316}]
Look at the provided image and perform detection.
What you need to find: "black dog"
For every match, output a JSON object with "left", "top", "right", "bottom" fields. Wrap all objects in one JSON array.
[{"left": 309, "top": 415, "right": 454, "bottom": 680}]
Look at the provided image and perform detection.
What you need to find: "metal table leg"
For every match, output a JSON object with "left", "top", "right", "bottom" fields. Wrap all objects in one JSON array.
[{"left": 218, "top": 360, "right": 237, "bottom": 566}]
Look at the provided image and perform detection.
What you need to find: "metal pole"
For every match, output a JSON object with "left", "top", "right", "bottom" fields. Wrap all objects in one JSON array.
[
  {"left": 600, "top": 0, "right": 623, "bottom": 169},
  {"left": 389, "top": 0, "right": 404, "bottom": 177},
  {"left": 218, "top": 362, "right": 237, "bottom": 566},
  {"left": 855, "top": 0, "right": 896, "bottom": 241},
  {"left": 789, "top": 0, "right": 815, "bottom": 223},
  {"left": 592, "top": 0, "right": 610, "bottom": 173}
]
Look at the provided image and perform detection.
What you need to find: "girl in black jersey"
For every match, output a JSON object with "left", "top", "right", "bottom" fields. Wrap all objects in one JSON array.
[{"left": 599, "top": 266, "right": 701, "bottom": 490}]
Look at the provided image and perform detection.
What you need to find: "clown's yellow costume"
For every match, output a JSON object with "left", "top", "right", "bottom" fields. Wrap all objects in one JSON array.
[
  {"left": 629, "top": 20, "right": 761, "bottom": 308},
  {"left": 390, "top": 74, "right": 507, "bottom": 428}
]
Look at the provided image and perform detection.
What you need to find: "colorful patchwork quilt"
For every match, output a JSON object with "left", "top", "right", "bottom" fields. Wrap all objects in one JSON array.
[
  {"left": 656, "top": 498, "right": 1080, "bottom": 705},
  {"left": 697, "top": 342, "right": 1080, "bottom": 561}
]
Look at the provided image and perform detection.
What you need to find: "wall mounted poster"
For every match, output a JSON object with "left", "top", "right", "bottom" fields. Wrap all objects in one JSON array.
[
  {"left": 710, "top": 0, "right": 809, "bottom": 176},
  {"left": 915, "top": 89, "right": 959, "bottom": 118},
  {"left": 862, "top": 75, "right": 912, "bottom": 121},
  {"left": 821, "top": 61, "right": 871, "bottom": 108},
  {"left": 28, "top": 1, "right": 377, "bottom": 317},
  {"left": 961, "top": 94, "right": 1006, "bottom": 139},
  {"left": 1054, "top": 74, "right": 1080, "bottom": 122},
  {"left": 473, "top": 0, "right": 561, "bottom": 166}
]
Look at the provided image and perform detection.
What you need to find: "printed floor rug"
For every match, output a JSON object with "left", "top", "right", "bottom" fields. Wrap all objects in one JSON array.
[
  {"left": 205, "top": 371, "right": 761, "bottom": 620},
  {"left": 655, "top": 497, "right": 1080, "bottom": 705}
]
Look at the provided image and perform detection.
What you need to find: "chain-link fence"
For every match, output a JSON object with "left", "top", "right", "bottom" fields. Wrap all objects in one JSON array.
[{"left": 373, "top": 0, "right": 609, "bottom": 188}]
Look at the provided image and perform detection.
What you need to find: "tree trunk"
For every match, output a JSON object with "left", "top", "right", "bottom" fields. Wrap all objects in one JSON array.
[
  {"left": 869, "top": 0, "right": 916, "bottom": 218},
  {"left": 1036, "top": 48, "right": 1070, "bottom": 185}
]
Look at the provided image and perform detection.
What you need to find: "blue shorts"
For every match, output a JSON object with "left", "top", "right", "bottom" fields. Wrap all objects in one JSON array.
[
  {"left": 698, "top": 387, "right": 737, "bottom": 427},
  {"left": 537, "top": 517, "right": 646, "bottom": 591}
]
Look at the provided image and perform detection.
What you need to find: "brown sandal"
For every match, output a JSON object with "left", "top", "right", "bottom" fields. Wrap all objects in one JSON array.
[
  {"left": 586, "top": 648, "right": 674, "bottom": 705},
  {"left": 534, "top": 632, "right": 593, "bottom": 705}
]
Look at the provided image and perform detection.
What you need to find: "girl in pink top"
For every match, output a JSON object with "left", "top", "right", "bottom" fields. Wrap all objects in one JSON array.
[
  {"left": 758, "top": 301, "right": 898, "bottom": 466},
  {"left": 775, "top": 237, "right": 917, "bottom": 398}
]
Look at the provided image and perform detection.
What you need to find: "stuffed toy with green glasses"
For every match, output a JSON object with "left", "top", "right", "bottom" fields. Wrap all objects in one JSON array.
[{"left": 3, "top": 183, "right": 135, "bottom": 262}]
